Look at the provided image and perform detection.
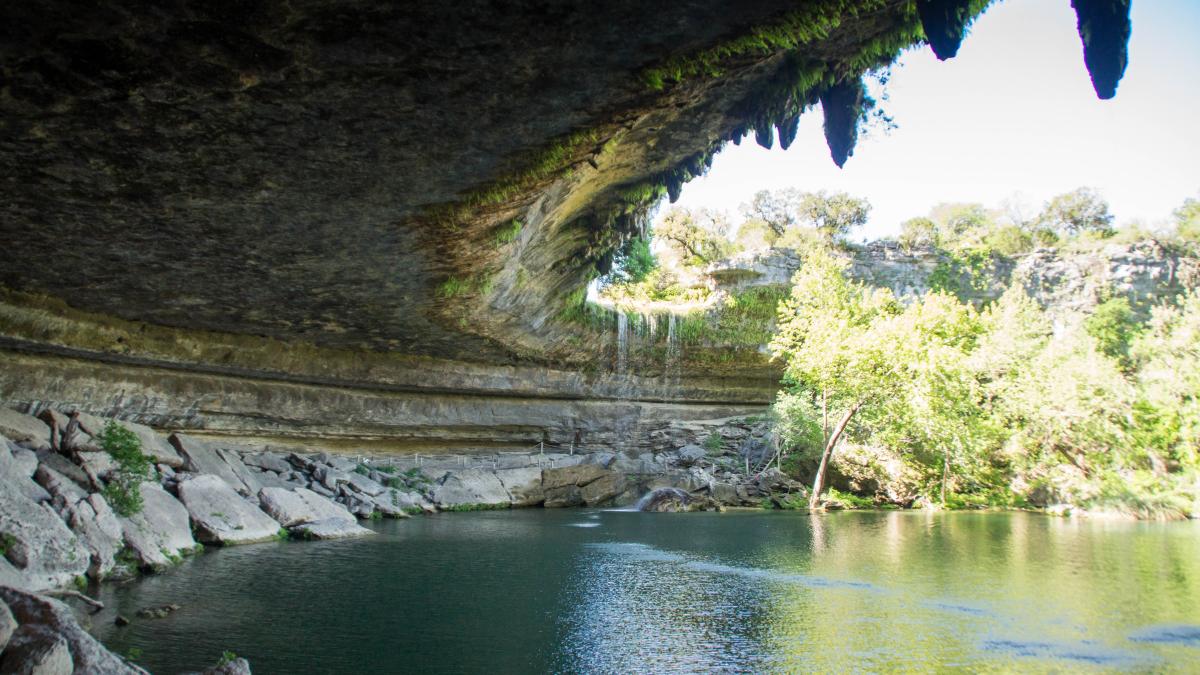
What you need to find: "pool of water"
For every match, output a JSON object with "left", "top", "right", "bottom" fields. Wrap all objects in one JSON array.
[{"left": 90, "top": 509, "right": 1200, "bottom": 673}]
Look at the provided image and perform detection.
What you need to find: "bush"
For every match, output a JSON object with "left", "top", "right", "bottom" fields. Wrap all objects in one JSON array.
[
  {"left": 97, "top": 421, "right": 152, "bottom": 516},
  {"left": 702, "top": 433, "right": 723, "bottom": 452}
]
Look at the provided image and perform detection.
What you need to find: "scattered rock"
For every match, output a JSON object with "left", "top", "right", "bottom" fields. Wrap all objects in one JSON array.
[
  {"left": 201, "top": 656, "right": 252, "bottom": 674},
  {"left": 169, "top": 435, "right": 261, "bottom": 496},
  {"left": 113, "top": 614, "right": 130, "bottom": 627},
  {"left": 242, "top": 452, "right": 291, "bottom": 474},
  {"left": 9, "top": 450, "right": 38, "bottom": 480},
  {"left": 676, "top": 444, "right": 707, "bottom": 466},
  {"left": 291, "top": 519, "right": 373, "bottom": 540},
  {"left": 0, "top": 410, "right": 51, "bottom": 452},
  {"left": 0, "top": 624, "right": 74, "bottom": 675},
  {"left": 120, "top": 482, "right": 198, "bottom": 570},
  {"left": 0, "top": 469, "right": 90, "bottom": 591},
  {"left": 0, "top": 587, "right": 145, "bottom": 673},
  {"left": 258, "top": 487, "right": 357, "bottom": 528},
  {"left": 0, "top": 599, "right": 14, "bottom": 651},
  {"left": 176, "top": 475, "right": 281, "bottom": 545},
  {"left": 135, "top": 603, "right": 180, "bottom": 619}
]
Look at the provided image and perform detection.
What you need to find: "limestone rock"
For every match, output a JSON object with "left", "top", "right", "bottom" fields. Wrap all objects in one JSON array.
[
  {"left": 0, "top": 452, "right": 50, "bottom": 505},
  {"left": 177, "top": 475, "right": 281, "bottom": 545},
  {"left": 0, "top": 411, "right": 50, "bottom": 452},
  {"left": 344, "top": 472, "right": 386, "bottom": 497},
  {"left": 0, "top": 470, "right": 89, "bottom": 591},
  {"left": 385, "top": 489, "right": 435, "bottom": 514},
  {"left": 33, "top": 454, "right": 90, "bottom": 492},
  {"left": 0, "top": 599, "right": 14, "bottom": 652},
  {"left": 120, "top": 482, "right": 198, "bottom": 570},
  {"left": 9, "top": 450, "right": 38, "bottom": 480},
  {"left": 676, "top": 444, "right": 707, "bottom": 466},
  {"left": 169, "top": 435, "right": 261, "bottom": 496},
  {"left": 201, "top": 657, "right": 253, "bottom": 675},
  {"left": 430, "top": 469, "right": 510, "bottom": 509},
  {"left": 291, "top": 519, "right": 373, "bottom": 540},
  {"left": 543, "top": 485, "right": 583, "bottom": 508},
  {"left": 243, "top": 452, "right": 291, "bottom": 474},
  {"left": 0, "top": 624, "right": 73, "bottom": 675},
  {"left": 0, "top": 587, "right": 145, "bottom": 674},
  {"left": 541, "top": 464, "right": 609, "bottom": 491},
  {"left": 494, "top": 467, "right": 544, "bottom": 506},
  {"left": 580, "top": 472, "right": 626, "bottom": 506},
  {"left": 258, "top": 487, "right": 357, "bottom": 528},
  {"left": 35, "top": 466, "right": 123, "bottom": 580}
]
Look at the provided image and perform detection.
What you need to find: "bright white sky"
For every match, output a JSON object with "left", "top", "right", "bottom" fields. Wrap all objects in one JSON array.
[{"left": 664, "top": 0, "right": 1200, "bottom": 241}]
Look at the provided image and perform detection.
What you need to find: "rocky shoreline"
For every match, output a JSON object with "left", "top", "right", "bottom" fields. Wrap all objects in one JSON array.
[{"left": 0, "top": 405, "right": 802, "bottom": 673}]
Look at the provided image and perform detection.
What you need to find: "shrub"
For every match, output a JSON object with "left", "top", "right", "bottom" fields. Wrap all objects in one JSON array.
[
  {"left": 702, "top": 433, "right": 724, "bottom": 452},
  {"left": 97, "top": 421, "right": 152, "bottom": 516}
]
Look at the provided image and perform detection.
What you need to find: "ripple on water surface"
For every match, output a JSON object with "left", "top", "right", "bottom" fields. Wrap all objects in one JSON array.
[{"left": 89, "top": 509, "right": 1200, "bottom": 674}]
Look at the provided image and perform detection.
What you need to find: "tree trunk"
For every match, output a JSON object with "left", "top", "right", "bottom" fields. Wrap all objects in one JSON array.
[
  {"left": 940, "top": 451, "right": 949, "bottom": 506},
  {"left": 809, "top": 402, "right": 861, "bottom": 510}
]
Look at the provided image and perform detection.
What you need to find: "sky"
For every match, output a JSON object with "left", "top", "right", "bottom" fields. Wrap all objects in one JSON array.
[{"left": 663, "top": 0, "right": 1200, "bottom": 241}]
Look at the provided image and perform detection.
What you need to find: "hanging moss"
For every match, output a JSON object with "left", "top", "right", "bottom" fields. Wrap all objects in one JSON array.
[
  {"left": 916, "top": 0, "right": 977, "bottom": 60},
  {"left": 820, "top": 77, "right": 866, "bottom": 168},
  {"left": 1071, "top": 0, "right": 1131, "bottom": 100}
]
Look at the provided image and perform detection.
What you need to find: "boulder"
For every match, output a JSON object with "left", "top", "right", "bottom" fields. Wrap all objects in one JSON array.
[
  {"left": 580, "top": 472, "right": 626, "bottom": 506},
  {"left": 0, "top": 470, "right": 89, "bottom": 591},
  {"left": 0, "top": 624, "right": 73, "bottom": 675},
  {"left": 177, "top": 475, "right": 281, "bottom": 545},
  {"left": 291, "top": 519, "right": 373, "bottom": 540},
  {"left": 9, "top": 450, "right": 38, "bottom": 480},
  {"left": 384, "top": 489, "right": 435, "bottom": 514},
  {"left": 201, "top": 657, "right": 252, "bottom": 675},
  {"left": 0, "top": 599, "right": 14, "bottom": 652},
  {"left": 243, "top": 452, "right": 291, "bottom": 474},
  {"left": 494, "top": 467, "right": 544, "bottom": 506},
  {"left": 258, "top": 487, "right": 357, "bottom": 528},
  {"left": 35, "top": 466, "right": 123, "bottom": 580},
  {"left": 313, "top": 465, "right": 352, "bottom": 491},
  {"left": 0, "top": 452, "right": 50, "bottom": 505},
  {"left": 543, "top": 485, "right": 583, "bottom": 508},
  {"left": 430, "top": 469, "right": 510, "bottom": 509},
  {"left": 344, "top": 472, "right": 386, "bottom": 497},
  {"left": 0, "top": 410, "right": 50, "bottom": 452},
  {"left": 33, "top": 454, "right": 90, "bottom": 492},
  {"left": 36, "top": 409, "right": 102, "bottom": 453},
  {"left": 169, "top": 435, "right": 261, "bottom": 496},
  {"left": 120, "top": 482, "right": 198, "bottom": 570},
  {"left": 676, "top": 444, "right": 707, "bottom": 466},
  {"left": 0, "top": 587, "right": 145, "bottom": 674}
]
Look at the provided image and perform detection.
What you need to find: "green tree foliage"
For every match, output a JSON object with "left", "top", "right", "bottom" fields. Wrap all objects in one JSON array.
[
  {"left": 1037, "top": 187, "right": 1115, "bottom": 237},
  {"left": 97, "top": 421, "right": 153, "bottom": 516},
  {"left": 609, "top": 237, "right": 658, "bottom": 284},
  {"left": 742, "top": 188, "right": 870, "bottom": 242},
  {"left": 898, "top": 216, "right": 939, "bottom": 249},
  {"left": 1173, "top": 196, "right": 1200, "bottom": 243},
  {"left": 771, "top": 250, "right": 1199, "bottom": 517},
  {"left": 656, "top": 207, "right": 733, "bottom": 266}
]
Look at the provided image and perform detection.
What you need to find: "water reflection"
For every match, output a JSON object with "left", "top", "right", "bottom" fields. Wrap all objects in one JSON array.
[{"left": 92, "top": 510, "right": 1200, "bottom": 674}]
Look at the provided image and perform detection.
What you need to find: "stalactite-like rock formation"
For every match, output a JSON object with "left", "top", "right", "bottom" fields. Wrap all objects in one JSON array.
[
  {"left": 820, "top": 78, "right": 867, "bottom": 169},
  {"left": 1071, "top": 0, "right": 1133, "bottom": 100}
]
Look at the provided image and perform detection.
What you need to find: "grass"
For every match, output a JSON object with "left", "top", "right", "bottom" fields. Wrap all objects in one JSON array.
[
  {"left": 702, "top": 433, "right": 724, "bottom": 452},
  {"left": 441, "top": 502, "right": 510, "bottom": 512},
  {"left": 826, "top": 488, "right": 875, "bottom": 509},
  {"left": 494, "top": 218, "right": 523, "bottom": 246}
]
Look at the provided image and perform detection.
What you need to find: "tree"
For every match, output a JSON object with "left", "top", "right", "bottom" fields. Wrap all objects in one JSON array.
[
  {"left": 608, "top": 236, "right": 657, "bottom": 284},
  {"left": 898, "top": 216, "right": 939, "bottom": 249},
  {"left": 1037, "top": 187, "right": 1115, "bottom": 237},
  {"left": 655, "top": 207, "right": 732, "bottom": 266},
  {"left": 1173, "top": 196, "right": 1200, "bottom": 243},
  {"left": 742, "top": 189, "right": 870, "bottom": 242}
]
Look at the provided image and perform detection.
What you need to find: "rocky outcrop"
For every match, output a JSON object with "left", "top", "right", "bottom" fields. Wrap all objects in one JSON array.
[
  {"left": 176, "top": 476, "right": 281, "bottom": 546},
  {"left": 430, "top": 470, "right": 512, "bottom": 510},
  {"left": 0, "top": 411, "right": 50, "bottom": 453},
  {"left": 258, "top": 488, "right": 371, "bottom": 540},
  {"left": 0, "top": 465, "right": 89, "bottom": 592}
]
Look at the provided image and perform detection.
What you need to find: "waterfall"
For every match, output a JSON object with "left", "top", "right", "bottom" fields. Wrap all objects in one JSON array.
[
  {"left": 666, "top": 313, "right": 680, "bottom": 372},
  {"left": 616, "top": 312, "right": 628, "bottom": 374},
  {"left": 634, "top": 487, "right": 691, "bottom": 511}
]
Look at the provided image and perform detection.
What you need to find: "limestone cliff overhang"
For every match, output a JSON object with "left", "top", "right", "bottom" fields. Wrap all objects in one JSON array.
[{"left": 0, "top": 0, "right": 1132, "bottom": 368}]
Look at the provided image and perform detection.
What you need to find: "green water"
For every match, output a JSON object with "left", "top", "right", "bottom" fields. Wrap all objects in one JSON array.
[{"left": 91, "top": 510, "right": 1200, "bottom": 673}]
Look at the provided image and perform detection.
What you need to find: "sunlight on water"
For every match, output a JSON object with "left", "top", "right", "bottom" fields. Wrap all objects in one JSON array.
[{"left": 92, "top": 510, "right": 1200, "bottom": 674}]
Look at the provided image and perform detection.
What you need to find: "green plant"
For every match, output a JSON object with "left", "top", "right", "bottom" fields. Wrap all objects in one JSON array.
[
  {"left": 275, "top": 528, "right": 290, "bottom": 541},
  {"left": 0, "top": 532, "right": 14, "bottom": 556},
  {"left": 494, "top": 218, "right": 523, "bottom": 246},
  {"left": 702, "top": 433, "right": 724, "bottom": 452},
  {"left": 217, "top": 651, "right": 238, "bottom": 667},
  {"left": 353, "top": 464, "right": 370, "bottom": 476},
  {"left": 437, "top": 277, "right": 471, "bottom": 299},
  {"left": 73, "top": 575, "right": 88, "bottom": 592},
  {"left": 97, "top": 421, "right": 152, "bottom": 517},
  {"left": 126, "top": 647, "right": 143, "bottom": 662}
]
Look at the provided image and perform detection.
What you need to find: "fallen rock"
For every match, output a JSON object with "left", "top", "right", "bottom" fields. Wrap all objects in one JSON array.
[
  {"left": 0, "top": 624, "right": 73, "bottom": 675},
  {"left": 242, "top": 452, "right": 291, "bottom": 474},
  {"left": 0, "top": 599, "right": 14, "bottom": 651},
  {"left": 430, "top": 469, "right": 510, "bottom": 509},
  {"left": 0, "top": 470, "right": 90, "bottom": 591},
  {"left": 258, "top": 487, "right": 357, "bottom": 528},
  {"left": 177, "top": 475, "right": 281, "bottom": 545},
  {"left": 0, "top": 451, "right": 51, "bottom": 505},
  {"left": 384, "top": 489, "right": 435, "bottom": 515},
  {"left": 494, "top": 467, "right": 544, "bottom": 507},
  {"left": 135, "top": 603, "right": 180, "bottom": 619},
  {"left": 36, "top": 466, "right": 124, "bottom": 579},
  {"left": 201, "top": 656, "right": 252, "bottom": 675},
  {"left": 543, "top": 485, "right": 584, "bottom": 508},
  {"left": 34, "top": 453, "right": 91, "bottom": 492},
  {"left": 120, "top": 482, "right": 198, "bottom": 570},
  {"left": 676, "top": 444, "right": 707, "bottom": 466},
  {"left": 0, "top": 411, "right": 51, "bottom": 452},
  {"left": 169, "top": 435, "right": 261, "bottom": 496},
  {"left": 580, "top": 472, "right": 626, "bottom": 506},
  {"left": 9, "top": 450, "right": 38, "bottom": 480},
  {"left": 0, "top": 587, "right": 145, "bottom": 674},
  {"left": 291, "top": 519, "right": 373, "bottom": 540}
]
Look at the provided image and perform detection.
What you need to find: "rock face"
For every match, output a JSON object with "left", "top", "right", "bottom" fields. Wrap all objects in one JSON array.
[
  {"left": 170, "top": 435, "right": 262, "bottom": 496},
  {"left": 0, "top": 587, "right": 144, "bottom": 674},
  {"left": 0, "top": 467, "right": 89, "bottom": 591},
  {"left": 177, "top": 476, "right": 281, "bottom": 545},
  {"left": 430, "top": 470, "right": 511, "bottom": 510},
  {"left": 258, "top": 487, "right": 371, "bottom": 540},
  {"left": 0, "top": 411, "right": 49, "bottom": 452},
  {"left": 35, "top": 467, "right": 124, "bottom": 579}
]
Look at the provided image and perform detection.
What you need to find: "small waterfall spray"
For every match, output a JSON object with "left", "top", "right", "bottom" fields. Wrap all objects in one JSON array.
[{"left": 666, "top": 313, "right": 680, "bottom": 373}]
